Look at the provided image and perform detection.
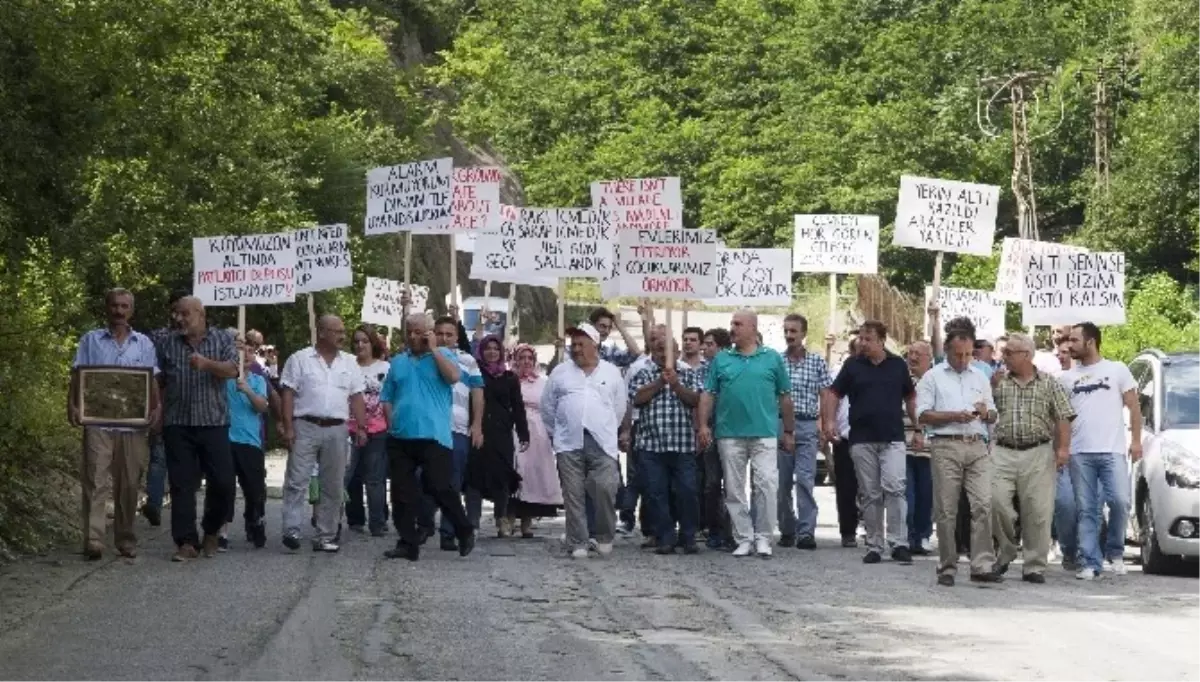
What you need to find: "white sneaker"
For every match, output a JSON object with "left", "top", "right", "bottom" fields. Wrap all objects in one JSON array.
[
  {"left": 1106, "top": 559, "right": 1128, "bottom": 576},
  {"left": 594, "top": 542, "right": 613, "bottom": 556},
  {"left": 571, "top": 548, "right": 589, "bottom": 559},
  {"left": 1076, "top": 567, "right": 1099, "bottom": 581},
  {"left": 1048, "top": 542, "right": 1062, "bottom": 563},
  {"left": 732, "top": 541, "right": 754, "bottom": 557},
  {"left": 921, "top": 538, "right": 934, "bottom": 553},
  {"left": 754, "top": 537, "right": 772, "bottom": 558}
]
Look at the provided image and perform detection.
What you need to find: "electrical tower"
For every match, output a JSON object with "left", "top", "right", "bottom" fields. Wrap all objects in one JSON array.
[
  {"left": 977, "top": 69, "right": 1065, "bottom": 241},
  {"left": 1077, "top": 55, "right": 1136, "bottom": 195}
]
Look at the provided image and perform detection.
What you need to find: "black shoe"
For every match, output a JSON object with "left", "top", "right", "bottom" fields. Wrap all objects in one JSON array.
[
  {"left": 141, "top": 504, "right": 162, "bottom": 527},
  {"left": 384, "top": 541, "right": 420, "bottom": 561},
  {"left": 217, "top": 536, "right": 229, "bottom": 552},
  {"left": 655, "top": 544, "right": 676, "bottom": 555},
  {"left": 252, "top": 522, "right": 267, "bottom": 549},
  {"left": 841, "top": 536, "right": 858, "bottom": 548},
  {"left": 457, "top": 531, "right": 476, "bottom": 557},
  {"left": 1022, "top": 573, "right": 1046, "bottom": 584},
  {"left": 796, "top": 536, "right": 817, "bottom": 550},
  {"left": 863, "top": 550, "right": 882, "bottom": 564},
  {"left": 349, "top": 525, "right": 366, "bottom": 535},
  {"left": 682, "top": 543, "right": 700, "bottom": 555},
  {"left": 440, "top": 536, "right": 458, "bottom": 552},
  {"left": 370, "top": 528, "right": 387, "bottom": 538},
  {"left": 937, "top": 574, "right": 955, "bottom": 587},
  {"left": 891, "top": 546, "right": 913, "bottom": 564},
  {"left": 416, "top": 527, "right": 433, "bottom": 546},
  {"left": 970, "top": 570, "right": 1005, "bottom": 584},
  {"left": 777, "top": 534, "right": 795, "bottom": 548},
  {"left": 995, "top": 562, "right": 1011, "bottom": 576},
  {"left": 282, "top": 532, "right": 301, "bottom": 551},
  {"left": 909, "top": 543, "right": 929, "bottom": 556},
  {"left": 641, "top": 537, "right": 658, "bottom": 549}
]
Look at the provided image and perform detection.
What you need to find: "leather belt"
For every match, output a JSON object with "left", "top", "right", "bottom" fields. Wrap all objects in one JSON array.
[
  {"left": 996, "top": 439, "right": 1051, "bottom": 451},
  {"left": 929, "top": 433, "right": 984, "bottom": 443},
  {"left": 299, "top": 415, "right": 345, "bottom": 428},
  {"left": 795, "top": 415, "right": 818, "bottom": 421}
]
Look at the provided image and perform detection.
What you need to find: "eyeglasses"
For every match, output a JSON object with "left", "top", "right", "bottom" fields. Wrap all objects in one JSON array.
[{"left": 1001, "top": 349, "right": 1030, "bottom": 356}]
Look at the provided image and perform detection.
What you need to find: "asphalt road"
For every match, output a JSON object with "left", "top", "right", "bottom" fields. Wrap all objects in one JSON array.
[{"left": 1, "top": 486, "right": 1197, "bottom": 681}]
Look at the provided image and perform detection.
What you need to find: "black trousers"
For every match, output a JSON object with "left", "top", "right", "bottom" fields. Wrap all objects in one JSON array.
[
  {"left": 228, "top": 443, "right": 266, "bottom": 528},
  {"left": 699, "top": 443, "right": 729, "bottom": 538},
  {"left": 832, "top": 439, "right": 860, "bottom": 540},
  {"left": 163, "top": 425, "right": 235, "bottom": 548},
  {"left": 388, "top": 437, "right": 471, "bottom": 545}
]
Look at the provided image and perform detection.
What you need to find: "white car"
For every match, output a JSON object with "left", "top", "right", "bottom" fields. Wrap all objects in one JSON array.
[{"left": 1126, "top": 350, "right": 1200, "bottom": 574}]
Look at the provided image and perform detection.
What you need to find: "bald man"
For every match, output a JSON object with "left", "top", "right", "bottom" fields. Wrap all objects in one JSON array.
[{"left": 154, "top": 296, "right": 240, "bottom": 561}]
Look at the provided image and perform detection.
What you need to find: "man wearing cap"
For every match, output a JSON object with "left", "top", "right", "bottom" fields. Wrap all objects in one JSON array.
[{"left": 542, "top": 322, "right": 628, "bottom": 559}]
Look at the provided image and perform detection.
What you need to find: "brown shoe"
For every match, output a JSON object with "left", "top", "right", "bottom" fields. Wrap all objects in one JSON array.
[
  {"left": 117, "top": 545, "right": 138, "bottom": 559},
  {"left": 202, "top": 534, "right": 220, "bottom": 558},
  {"left": 172, "top": 544, "right": 199, "bottom": 562},
  {"left": 520, "top": 517, "right": 534, "bottom": 539},
  {"left": 83, "top": 542, "right": 104, "bottom": 561}
]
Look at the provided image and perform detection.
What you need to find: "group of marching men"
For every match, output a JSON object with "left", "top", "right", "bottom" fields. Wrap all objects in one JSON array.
[{"left": 71, "top": 287, "right": 1138, "bottom": 584}]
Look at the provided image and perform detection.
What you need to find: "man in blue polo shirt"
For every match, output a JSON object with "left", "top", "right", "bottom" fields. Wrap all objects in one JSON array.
[{"left": 380, "top": 312, "right": 475, "bottom": 561}]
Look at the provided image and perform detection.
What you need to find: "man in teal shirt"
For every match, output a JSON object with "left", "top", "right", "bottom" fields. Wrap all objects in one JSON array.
[
  {"left": 380, "top": 313, "right": 475, "bottom": 562},
  {"left": 697, "top": 311, "right": 795, "bottom": 558}
]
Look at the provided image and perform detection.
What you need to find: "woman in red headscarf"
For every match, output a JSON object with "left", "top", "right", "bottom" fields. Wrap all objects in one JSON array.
[{"left": 504, "top": 343, "right": 563, "bottom": 537}]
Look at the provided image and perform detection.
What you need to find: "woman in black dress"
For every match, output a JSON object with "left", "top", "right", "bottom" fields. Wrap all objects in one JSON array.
[{"left": 465, "top": 335, "right": 530, "bottom": 538}]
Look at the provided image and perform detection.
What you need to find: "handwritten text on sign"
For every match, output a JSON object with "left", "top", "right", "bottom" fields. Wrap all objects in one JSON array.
[
  {"left": 704, "top": 248, "right": 793, "bottom": 306},
  {"left": 470, "top": 206, "right": 559, "bottom": 287},
  {"left": 617, "top": 229, "right": 717, "bottom": 299},
  {"left": 923, "top": 286, "right": 1007, "bottom": 341},
  {"left": 451, "top": 166, "right": 501, "bottom": 232},
  {"left": 193, "top": 234, "right": 296, "bottom": 306},
  {"left": 793, "top": 215, "right": 879, "bottom": 274},
  {"left": 364, "top": 158, "right": 452, "bottom": 236},
  {"left": 514, "top": 208, "right": 615, "bottom": 277},
  {"left": 892, "top": 175, "right": 999, "bottom": 257},
  {"left": 993, "top": 237, "right": 1088, "bottom": 302},
  {"left": 591, "top": 177, "right": 683, "bottom": 229},
  {"left": 294, "top": 224, "right": 352, "bottom": 294},
  {"left": 1023, "top": 252, "right": 1126, "bottom": 326},
  {"left": 360, "top": 278, "right": 429, "bottom": 329}
]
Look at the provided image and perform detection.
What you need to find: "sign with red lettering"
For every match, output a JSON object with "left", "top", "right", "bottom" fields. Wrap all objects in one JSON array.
[
  {"left": 450, "top": 166, "right": 502, "bottom": 233},
  {"left": 364, "top": 157, "right": 453, "bottom": 236},
  {"left": 294, "top": 224, "right": 352, "bottom": 294},
  {"left": 590, "top": 177, "right": 683, "bottom": 230},
  {"left": 193, "top": 233, "right": 297, "bottom": 306},
  {"left": 892, "top": 175, "right": 999, "bottom": 257},
  {"left": 514, "top": 208, "right": 616, "bottom": 277},
  {"left": 793, "top": 215, "right": 879, "bottom": 274},
  {"left": 616, "top": 228, "right": 717, "bottom": 299}
]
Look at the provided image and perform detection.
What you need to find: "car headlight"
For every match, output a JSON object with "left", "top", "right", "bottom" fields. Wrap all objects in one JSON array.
[{"left": 1162, "top": 442, "right": 1200, "bottom": 489}]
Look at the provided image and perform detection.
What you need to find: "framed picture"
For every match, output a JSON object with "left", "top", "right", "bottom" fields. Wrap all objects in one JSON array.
[{"left": 75, "top": 366, "right": 154, "bottom": 428}]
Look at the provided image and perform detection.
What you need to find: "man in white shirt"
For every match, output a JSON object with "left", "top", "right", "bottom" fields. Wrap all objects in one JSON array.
[
  {"left": 279, "top": 315, "right": 368, "bottom": 553},
  {"left": 1060, "top": 322, "right": 1142, "bottom": 580},
  {"left": 542, "top": 323, "right": 628, "bottom": 559},
  {"left": 434, "top": 315, "right": 484, "bottom": 552}
]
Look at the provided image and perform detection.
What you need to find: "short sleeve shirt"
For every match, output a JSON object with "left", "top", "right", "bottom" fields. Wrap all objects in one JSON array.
[
  {"left": 1059, "top": 359, "right": 1136, "bottom": 454},
  {"left": 381, "top": 348, "right": 458, "bottom": 449},
  {"left": 830, "top": 352, "right": 914, "bottom": 445},
  {"left": 225, "top": 374, "right": 268, "bottom": 448},
  {"left": 155, "top": 328, "right": 240, "bottom": 427},
  {"left": 703, "top": 345, "right": 790, "bottom": 439}
]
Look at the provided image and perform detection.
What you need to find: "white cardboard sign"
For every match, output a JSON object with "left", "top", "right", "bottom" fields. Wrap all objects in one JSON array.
[
  {"left": 1022, "top": 252, "right": 1126, "bottom": 326},
  {"left": 994, "top": 237, "right": 1088, "bottom": 302},
  {"left": 793, "top": 214, "right": 879, "bottom": 274},
  {"left": 616, "top": 228, "right": 718, "bottom": 299},
  {"left": 514, "top": 208, "right": 615, "bottom": 278},
  {"left": 450, "top": 166, "right": 502, "bottom": 232},
  {"left": 294, "top": 224, "right": 352, "bottom": 294},
  {"left": 360, "top": 277, "right": 429, "bottom": 329},
  {"left": 924, "top": 286, "right": 1007, "bottom": 341},
  {"left": 704, "top": 248, "right": 793, "bottom": 306},
  {"left": 469, "top": 205, "right": 557, "bottom": 287},
  {"left": 590, "top": 177, "right": 683, "bottom": 229},
  {"left": 364, "top": 157, "right": 453, "bottom": 235},
  {"left": 893, "top": 175, "right": 999, "bottom": 257},
  {"left": 193, "top": 233, "right": 296, "bottom": 306}
]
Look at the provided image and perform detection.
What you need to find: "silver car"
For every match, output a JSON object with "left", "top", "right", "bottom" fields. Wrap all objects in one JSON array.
[{"left": 1127, "top": 350, "right": 1200, "bottom": 574}]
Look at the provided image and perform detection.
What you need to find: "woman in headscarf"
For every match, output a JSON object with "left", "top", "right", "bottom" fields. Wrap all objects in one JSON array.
[
  {"left": 464, "top": 335, "right": 529, "bottom": 537},
  {"left": 505, "top": 344, "right": 563, "bottom": 538}
]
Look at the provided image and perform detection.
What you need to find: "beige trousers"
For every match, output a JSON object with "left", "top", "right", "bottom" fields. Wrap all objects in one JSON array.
[
  {"left": 991, "top": 443, "right": 1056, "bottom": 575},
  {"left": 930, "top": 439, "right": 995, "bottom": 576},
  {"left": 82, "top": 427, "right": 149, "bottom": 550}
]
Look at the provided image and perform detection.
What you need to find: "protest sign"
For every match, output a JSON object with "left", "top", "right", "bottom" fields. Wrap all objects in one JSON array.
[
  {"left": 294, "top": 224, "right": 352, "bottom": 294},
  {"left": 993, "top": 237, "right": 1089, "bottom": 302},
  {"left": 364, "top": 157, "right": 453, "bottom": 235},
  {"left": 703, "top": 248, "right": 793, "bottom": 306},
  {"left": 892, "top": 175, "right": 999, "bottom": 257},
  {"left": 793, "top": 214, "right": 879, "bottom": 274},
  {"left": 450, "top": 166, "right": 501, "bottom": 232},
  {"left": 591, "top": 177, "right": 683, "bottom": 229},
  {"left": 1022, "top": 251, "right": 1126, "bottom": 326},
  {"left": 617, "top": 228, "right": 718, "bottom": 299},
  {"left": 923, "top": 286, "right": 1007, "bottom": 341},
  {"left": 514, "top": 208, "right": 615, "bottom": 278},
  {"left": 469, "top": 205, "right": 557, "bottom": 287},
  {"left": 193, "top": 233, "right": 296, "bottom": 306},
  {"left": 360, "top": 277, "right": 429, "bottom": 329}
]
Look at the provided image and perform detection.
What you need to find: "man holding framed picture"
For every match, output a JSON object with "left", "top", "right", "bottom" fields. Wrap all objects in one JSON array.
[{"left": 69, "top": 288, "right": 161, "bottom": 560}]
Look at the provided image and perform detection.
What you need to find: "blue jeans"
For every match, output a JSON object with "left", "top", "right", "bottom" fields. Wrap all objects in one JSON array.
[
  {"left": 617, "top": 449, "right": 649, "bottom": 532},
  {"left": 146, "top": 438, "right": 167, "bottom": 510},
  {"left": 777, "top": 420, "right": 820, "bottom": 539},
  {"left": 906, "top": 455, "right": 933, "bottom": 548},
  {"left": 1053, "top": 467, "right": 1079, "bottom": 561},
  {"left": 641, "top": 450, "right": 699, "bottom": 546},
  {"left": 344, "top": 432, "right": 389, "bottom": 532},
  {"left": 1070, "top": 452, "right": 1130, "bottom": 571}
]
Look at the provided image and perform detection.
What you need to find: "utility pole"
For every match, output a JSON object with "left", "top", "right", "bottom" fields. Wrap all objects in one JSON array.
[
  {"left": 1077, "top": 55, "right": 1135, "bottom": 195},
  {"left": 977, "top": 68, "right": 1065, "bottom": 241}
]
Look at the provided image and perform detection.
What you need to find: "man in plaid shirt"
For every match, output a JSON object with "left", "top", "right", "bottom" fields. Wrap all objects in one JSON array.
[
  {"left": 629, "top": 335, "right": 703, "bottom": 554},
  {"left": 778, "top": 314, "right": 833, "bottom": 551}
]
